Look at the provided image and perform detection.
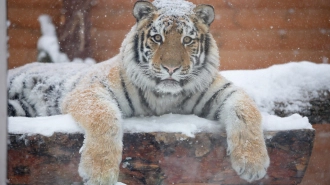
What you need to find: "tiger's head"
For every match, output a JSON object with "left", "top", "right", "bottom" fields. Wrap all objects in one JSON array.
[{"left": 121, "top": 0, "right": 220, "bottom": 96}]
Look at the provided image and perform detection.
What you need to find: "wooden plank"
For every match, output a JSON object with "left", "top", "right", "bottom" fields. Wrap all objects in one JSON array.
[
  {"left": 228, "top": 9, "right": 330, "bottom": 30},
  {"left": 8, "top": 28, "right": 40, "bottom": 49},
  {"left": 8, "top": 48, "right": 37, "bottom": 69},
  {"left": 90, "top": 9, "right": 135, "bottom": 30},
  {"left": 7, "top": 8, "right": 61, "bottom": 29},
  {"left": 213, "top": 29, "right": 330, "bottom": 50},
  {"left": 300, "top": 124, "right": 330, "bottom": 184},
  {"left": 208, "top": 0, "right": 330, "bottom": 9},
  {"left": 91, "top": 0, "right": 137, "bottom": 10},
  {"left": 92, "top": 0, "right": 330, "bottom": 10},
  {"left": 219, "top": 50, "right": 330, "bottom": 70},
  {"left": 7, "top": 0, "right": 62, "bottom": 9},
  {"left": 7, "top": 130, "right": 315, "bottom": 185},
  {"left": 91, "top": 29, "right": 127, "bottom": 51}
]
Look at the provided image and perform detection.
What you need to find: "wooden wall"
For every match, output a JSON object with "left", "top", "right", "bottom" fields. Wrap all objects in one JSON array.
[
  {"left": 7, "top": 0, "right": 62, "bottom": 69},
  {"left": 7, "top": 0, "right": 330, "bottom": 70}
]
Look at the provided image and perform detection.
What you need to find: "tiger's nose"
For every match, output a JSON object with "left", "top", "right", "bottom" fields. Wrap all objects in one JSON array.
[{"left": 161, "top": 64, "right": 181, "bottom": 75}]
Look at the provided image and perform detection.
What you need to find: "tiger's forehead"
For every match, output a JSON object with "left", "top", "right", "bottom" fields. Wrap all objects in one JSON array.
[{"left": 151, "top": 14, "right": 196, "bottom": 36}]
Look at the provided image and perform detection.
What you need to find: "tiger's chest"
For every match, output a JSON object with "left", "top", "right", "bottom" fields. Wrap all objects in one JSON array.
[{"left": 136, "top": 91, "right": 185, "bottom": 116}]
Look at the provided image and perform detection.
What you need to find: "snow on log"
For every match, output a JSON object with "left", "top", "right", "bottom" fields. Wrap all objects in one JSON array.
[
  {"left": 222, "top": 62, "right": 330, "bottom": 124},
  {"left": 7, "top": 130, "right": 314, "bottom": 185},
  {"left": 7, "top": 114, "right": 314, "bottom": 184}
]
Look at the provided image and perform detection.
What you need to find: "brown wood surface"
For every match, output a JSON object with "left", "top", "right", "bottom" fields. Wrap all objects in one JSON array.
[
  {"left": 7, "top": 0, "right": 330, "bottom": 70},
  {"left": 58, "top": 0, "right": 93, "bottom": 60},
  {"left": 7, "top": 130, "right": 314, "bottom": 185}
]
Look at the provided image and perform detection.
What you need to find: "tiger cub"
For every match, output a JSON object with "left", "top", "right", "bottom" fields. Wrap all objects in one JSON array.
[{"left": 8, "top": 0, "right": 269, "bottom": 184}]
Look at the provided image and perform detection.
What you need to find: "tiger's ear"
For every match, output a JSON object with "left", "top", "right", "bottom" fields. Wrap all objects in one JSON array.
[
  {"left": 133, "top": 1, "right": 157, "bottom": 22},
  {"left": 194, "top": 4, "right": 215, "bottom": 26}
]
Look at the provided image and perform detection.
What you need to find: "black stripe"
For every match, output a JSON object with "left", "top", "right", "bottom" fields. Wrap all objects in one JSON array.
[
  {"left": 214, "top": 90, "right": 237, "bottom": 120},
  {"left": 19, "top": 100, "right": 32, "bottom": 117},
  {"left": 8, "top": 102, "right": 16, "bottom": 116},
  {"left": 21, "top": 94, "right": 37, "bottom": 116},
  {"left": 180, "top": 96, "right": 192, "bottom": 110},
  {"left": 192, "top": 91, "right": 206, "bottom": 113},
  {"left": 70, "top": 75, "right": 83, "bottom": 92},
  {"left": 54, "top": 82, "right": 64, "bottom": 114},
  {"left": 204, "top": 34, "right": 210, "bottom": 55},
  {"left": 197, "top": 34, "right": 205, "bottom": 66},
  {"left": 100, "top": 80, "right": 122, "bottom": 112},
  {"left": 200, "top": 34, "right": 205, "bottom": 54},
  {"left": 200, "top": 83, "right": 231, "bottom": 118},
  {"left": 140, "top": 31, "right": 144, "bottom": 53},
  {"left": 134, "top": 34, "right": 140, "bottom": 64},
  {"left": 138, "top": 88, "right": 155, "bottom": 115},
  {"left": 120, "top": 73, "right": 135, "bottom": 116}
]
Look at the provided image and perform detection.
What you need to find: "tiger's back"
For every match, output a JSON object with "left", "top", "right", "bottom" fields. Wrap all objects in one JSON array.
[{"left": 7, "top": 62, "right": 90, "bottom": 117}]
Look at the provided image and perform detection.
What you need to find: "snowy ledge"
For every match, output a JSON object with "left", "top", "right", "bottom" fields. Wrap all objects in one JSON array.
[{"left": 8, "top": 112, "right": 312, "bottom": 137}]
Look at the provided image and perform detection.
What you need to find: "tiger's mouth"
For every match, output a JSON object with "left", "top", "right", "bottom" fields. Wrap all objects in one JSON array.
[
  {"left": 161, "top": 78, "right": 178, "bottom": 84},
  {"left": 155, "top": 78, "right": 183, "bottom": 94}
]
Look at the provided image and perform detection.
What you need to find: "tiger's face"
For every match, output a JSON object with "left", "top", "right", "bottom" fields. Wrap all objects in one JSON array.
[{"left": 121, "top": 1, "right": 219, "bottom": 95}]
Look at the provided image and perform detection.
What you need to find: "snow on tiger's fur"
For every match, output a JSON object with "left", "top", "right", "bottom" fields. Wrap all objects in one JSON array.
[{"left": 7, "top": 0, "right": 269, "bottom": 184}]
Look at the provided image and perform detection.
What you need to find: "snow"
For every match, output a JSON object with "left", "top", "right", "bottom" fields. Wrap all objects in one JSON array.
[
  {"left": 37, "top": 15, "right": 70, "bottom": 63},
  {"left": 37, "top": 15, "right": 95, "bottom": 64},
  {"left": 153, "top": 0, "right": 196, "bottom": 16},
  {"left": 8, "top": 111, "right": 311, "bottom": 138},
  {"left": 8, "top": 114, "right": 84, "bottom": 136},
  {"left": 116, "top": 183, "right": 126, "bottom": 185},
  {"left": 262, "top": 113, "right": 312, "bottom": 131},
  {"left": 222, "top": 61, "right": 330, "bottom": 114},
  {"left": 123, "top": 114, "right": 221, "bottom": 137}
]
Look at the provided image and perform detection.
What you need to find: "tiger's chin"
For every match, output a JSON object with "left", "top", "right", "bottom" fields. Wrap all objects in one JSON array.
[{"left": 154, "top": 80, "right": 183, "bottom": 95}]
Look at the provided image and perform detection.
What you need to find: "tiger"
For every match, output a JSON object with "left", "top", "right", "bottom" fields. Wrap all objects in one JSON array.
[{"left": 7, "top": 0, "right": 270, "bottom": 184}]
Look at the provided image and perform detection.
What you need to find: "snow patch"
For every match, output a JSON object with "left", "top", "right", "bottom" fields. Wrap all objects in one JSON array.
[
  {"left": 153, "top": 0, "right": 196, "bottom": 16},
  {"left": 222, "top": 61, "right": 330, "bottom": 114},
  {"left": 124, "top": 114, "right": 221, "bottom": 137},
  {"left": 38, "top": 15, "right": 70, "bottom": 63},
  {"left": 262, "top": 113, "right": 312, "bottom": 131}
]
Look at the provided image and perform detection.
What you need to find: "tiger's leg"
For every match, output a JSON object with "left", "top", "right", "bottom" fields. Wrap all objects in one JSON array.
[
  {"left": 62, "top": 84, "right": 123, "bottom": 185},
  {"left": 217, "top": 89, "right": 270, "bottom": 182}
]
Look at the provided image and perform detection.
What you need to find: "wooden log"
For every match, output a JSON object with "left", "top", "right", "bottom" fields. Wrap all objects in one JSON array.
[
  {"left": 7, "top": 130, "right": 314, "bottom": 185},
  {"left": 273, "top": 90, "right": 330, "bottom": 124}
]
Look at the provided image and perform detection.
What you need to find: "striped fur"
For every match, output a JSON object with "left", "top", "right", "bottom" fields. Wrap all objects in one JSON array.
[{"left": 8, "top": 1, "right": 269, "bottom": 184}]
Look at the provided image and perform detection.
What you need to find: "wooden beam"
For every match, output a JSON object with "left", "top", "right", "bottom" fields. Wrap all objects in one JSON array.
[{"left": 7, "top": 130, "right": 314, "bottom": 184}]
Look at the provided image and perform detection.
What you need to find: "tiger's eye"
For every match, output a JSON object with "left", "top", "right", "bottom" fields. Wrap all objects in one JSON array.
[
  {"left": 153, "top": 34, "right": 162, "bottom": 43},
  {"left": 183, "top": 36, "right": 192, "bottom": 44}
]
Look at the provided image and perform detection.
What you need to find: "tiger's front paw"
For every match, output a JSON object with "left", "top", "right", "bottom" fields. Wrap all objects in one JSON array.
[
  {"left": 78, "top": 139, "right": 123, "bottom": 185},
  {"left": 229, "top": 139, "right": 270, "bottom": 182}
]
